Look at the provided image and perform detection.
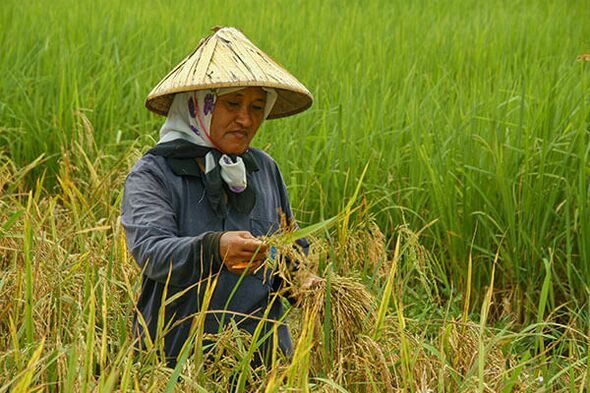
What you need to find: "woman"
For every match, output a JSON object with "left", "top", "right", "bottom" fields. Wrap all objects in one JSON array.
[{"left": 121, "top": 27, "right": 313, "bottom": 367}]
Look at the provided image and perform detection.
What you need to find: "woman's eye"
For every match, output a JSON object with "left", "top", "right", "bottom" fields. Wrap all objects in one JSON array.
[
  {"left": 252, "top": 105, "right": 264, "bottom": 111},
  {"left": 227, "top": 101, "right": 239, "bottom": 107}
]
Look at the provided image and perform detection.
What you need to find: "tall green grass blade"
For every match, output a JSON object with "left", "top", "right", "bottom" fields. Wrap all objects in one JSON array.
[
  {"left": 323, "top": 266, "right": 332, "bottom": 364},
  {"left": 311, "top": 378, "right": 348, "bottom": 393},
  {"left": 46, "top": 349, "right": 59, "bottom": 393},
  {"left": 478, "top": 248, "right": 498, "bottom": 393},
  {"left": 23, "top": 192, "right": 34, "bottom": 347},
  {"left": 1, "top": 210, "right": 23, "bottom": 233},
  {"left": 536, "top": 255, "right": 553, "bottom": 381},
  {"left": 64, "top": 344, "right": 78, "bottom": 393},
  {"left": 373, "top": 234, "right": 399, "bottom": 340},
  {"left": 12, "top": 337, "right": 45, "bottom": 393},
  {"left": 83, "top": 288, "right": 96, "bottom": 392}
]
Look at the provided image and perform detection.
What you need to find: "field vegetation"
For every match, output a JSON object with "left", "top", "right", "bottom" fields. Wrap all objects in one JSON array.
[{"left": 1, "top": 0, "right": 589, "bottom": 391}]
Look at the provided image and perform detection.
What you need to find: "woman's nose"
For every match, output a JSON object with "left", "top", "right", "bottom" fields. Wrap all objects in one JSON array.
[{"left": 235, "top": 106, "right": 253, "bottom": 127}]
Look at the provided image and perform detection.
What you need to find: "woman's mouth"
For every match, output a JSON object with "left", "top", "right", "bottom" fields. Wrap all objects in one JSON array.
[{"left": 226, "top": 130, "right": 248, "bottom": 139}]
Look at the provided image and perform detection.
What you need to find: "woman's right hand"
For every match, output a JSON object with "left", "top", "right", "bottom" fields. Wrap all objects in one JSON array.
[{"left": 219, "top": 231, "right": 268, "bottom": 274}]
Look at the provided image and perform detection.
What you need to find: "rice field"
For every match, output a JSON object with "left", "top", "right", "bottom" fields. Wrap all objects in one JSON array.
[{"left": 1, "top": 0, "right": 589, "bottom": 391}]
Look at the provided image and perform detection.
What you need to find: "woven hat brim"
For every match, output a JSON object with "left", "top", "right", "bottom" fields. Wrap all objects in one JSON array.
[{"left": 145, "top": 84, "right": 312, "bottom": 120}]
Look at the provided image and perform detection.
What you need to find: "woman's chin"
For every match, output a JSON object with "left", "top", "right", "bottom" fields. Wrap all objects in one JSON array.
[{"left": 219, "top": 143, "right": 249, "bottom": 155}]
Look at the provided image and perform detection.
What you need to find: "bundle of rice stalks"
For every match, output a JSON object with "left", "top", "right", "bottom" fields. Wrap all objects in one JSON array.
[
  {"left": 255, "top": 216, "right": 382, "bottom": 378},
  {"left": 292, "top": 272, "right": 376, "bottom": 370}
]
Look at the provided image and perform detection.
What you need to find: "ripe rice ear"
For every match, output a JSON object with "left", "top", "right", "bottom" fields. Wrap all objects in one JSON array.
[{"left": 292, "top": 272, "right": 375, "bottom": 368}]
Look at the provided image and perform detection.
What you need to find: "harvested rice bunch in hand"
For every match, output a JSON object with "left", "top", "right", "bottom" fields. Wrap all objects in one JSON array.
[
  {"left": 252, "top": 224, "right": 376, "bottom": 349},
  {"left": 238, "top": 228, "right": 379, "bottom": 376},
  {"left": 251, "top": 234, "right": 309, "bottom": 286}
]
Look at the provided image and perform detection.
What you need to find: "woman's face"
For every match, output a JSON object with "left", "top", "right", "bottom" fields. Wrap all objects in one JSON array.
[{"left": 209, "top": 87, "right": 267, "bottom": 154}]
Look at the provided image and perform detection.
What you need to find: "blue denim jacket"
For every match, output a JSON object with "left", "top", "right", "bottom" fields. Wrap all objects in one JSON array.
[{"left": 121, "top": 145, "right": 307, "bottom": 366}]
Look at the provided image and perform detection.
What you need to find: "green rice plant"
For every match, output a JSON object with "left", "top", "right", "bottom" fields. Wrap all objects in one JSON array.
[
  {"left": 373, "top": 234, "right": 399, "bottom": 341},
  {"left": 11, "top": 338, "right": 45, "bottom": 393},
  {"left": 23, "top": 192, "right": 34, "bottom": 348},
  {"left": 477, "top": 248, "right": 498, "bottom": 392},
  {"left": 82, "top": 287, "right": 96, "bottom": 392},
  {"left": 286, "top": 308, "right": 314, "bottom": 391},
  {"left": 535, "top": 255, "right": 554, "bottom": 380}
]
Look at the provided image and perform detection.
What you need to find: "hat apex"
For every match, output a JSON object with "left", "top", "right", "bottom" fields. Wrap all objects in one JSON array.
[{"left": 145, "top": 27, "right": 313, "bottom": 119}]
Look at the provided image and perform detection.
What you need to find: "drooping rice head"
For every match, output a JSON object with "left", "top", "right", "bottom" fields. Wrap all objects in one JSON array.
[
  {"left": 394, "top": 225, "right": 441, "bottom": 302},
  {"left": 338, "top": 220, "right": 389, "bottom": 279},
  {"left": 293, "top": 273, "right": 376, "bottom": 372}
]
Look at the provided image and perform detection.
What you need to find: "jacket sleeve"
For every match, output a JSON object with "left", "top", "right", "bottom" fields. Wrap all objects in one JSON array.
[{"left": 121, "top": 167, "right": 221, "bottom": 288}]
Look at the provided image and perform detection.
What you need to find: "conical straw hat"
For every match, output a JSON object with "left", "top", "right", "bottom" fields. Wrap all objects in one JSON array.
[{"left": 145, "top": 27, "right": 313, "bottom": 119}]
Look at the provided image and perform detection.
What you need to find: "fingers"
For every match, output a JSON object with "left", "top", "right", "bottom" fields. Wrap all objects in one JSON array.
[
  {"left": 235, "top": 232, "right": 269, "bottom": 254},
  {"left": 224, "top": 241, "right": 267, "bottom": 261},
  {"left": 228, "top": 259, "right": 263, "bottom": 274},
  {"left": 241, "top": 236, "right": 268, "bottom": 256},
  {"left": 219, "top": 231, "right": 269, "bottom": 275}
]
